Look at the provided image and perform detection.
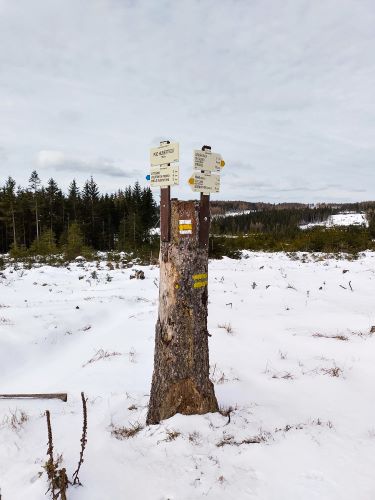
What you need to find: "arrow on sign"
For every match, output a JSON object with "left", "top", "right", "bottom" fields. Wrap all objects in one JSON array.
[
  {"left": 150, "top": 164, "right": 179, "bottom": 187},
  {"left": 188, "top": 171, "right": 220, "bottom": 194}
]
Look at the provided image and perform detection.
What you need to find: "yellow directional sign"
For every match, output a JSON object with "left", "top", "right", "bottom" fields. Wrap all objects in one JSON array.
[{"left": 188, "top": 172, "right": 220, "bottom": 194}]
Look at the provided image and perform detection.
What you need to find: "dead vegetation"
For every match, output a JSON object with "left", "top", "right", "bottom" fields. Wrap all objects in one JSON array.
[
  {"left": 188, "top": 431, "right": 202, "bottom": 445},
  {"left": 1, "top": 408, "right": 28, "bottom": 432},
  {"left": 82, "top": 349, "right": 122, "bottom": 367},
  {"left": 313, "top": 333, "right": 348, "bottom": 341},
  {"left": 159, "top": 429, "right": 181, "bottom": 443},
  {"left": 43, "top": 392, "right": 88, "bottom": 498},
  {"left": 111, "top": 422, "right": 143, "bottom": 440},
  {"left": 275, "top": 418, "right": 333, "bottom": 433},
  {"left": 216, "top": 431, "right": 268, "bottom": 447},
  {"left": 272, "top": 372, "right": 294, "bottom": 380},
  {"left": 321, "top": 366, "right": 343, "bottom": 377},
  {"left": 218, "top": 322, "right": 234, "bottom": 335},
  {"left": 219, "top": 406, "right": 234, "bottom": 425}
]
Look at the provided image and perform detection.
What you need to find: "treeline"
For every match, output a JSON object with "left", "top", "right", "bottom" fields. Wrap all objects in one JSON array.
[
  {"left": 0, "top": 172, "right": 158, "bottom": 257},
  {"left": 210, "top": 200, "right": 375, "bottom": 217},
  {"left": 210, "top": 226, "right": 375, "bottom": 259},
  {"left": 209, "top": 205, "right": 375, "bottom": 257},
  {"left": 211, "top": 206, "right": 337, "bottom": 237}
]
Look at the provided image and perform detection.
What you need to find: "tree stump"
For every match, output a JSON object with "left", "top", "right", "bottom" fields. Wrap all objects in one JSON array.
[{"left": 147, "top": 199, "right": 218, "bottom": 425}]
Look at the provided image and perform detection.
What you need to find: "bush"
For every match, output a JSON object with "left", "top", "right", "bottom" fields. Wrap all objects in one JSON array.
[
  {"left": 62, "top": 222, "right": 94, "bottom": 261},
  {"left": 29, "top": 230, "right": 58, "bottom": 256}
]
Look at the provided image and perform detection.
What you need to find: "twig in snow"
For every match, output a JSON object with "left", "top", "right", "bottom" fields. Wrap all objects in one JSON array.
[{"left": 72, "top": 392, "right": 88, "bottom": 485}]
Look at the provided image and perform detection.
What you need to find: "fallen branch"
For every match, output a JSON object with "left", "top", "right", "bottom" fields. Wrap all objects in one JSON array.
[{"left": 0, "top": 393, "right": 67, "bottom": 402}]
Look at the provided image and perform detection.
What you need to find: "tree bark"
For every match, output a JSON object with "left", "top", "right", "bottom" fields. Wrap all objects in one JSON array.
[{"left": 147, "top": 199, "right": 218, "bottom": 425}]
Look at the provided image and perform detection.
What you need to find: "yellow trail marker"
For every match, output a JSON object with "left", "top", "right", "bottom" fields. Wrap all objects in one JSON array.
[
  {"left": 193, "top": 281, "right": 208, "bottom": 289},
  {"left": 188, "top": 177, "right": 195, "bottom": 185},
  {"left": 221, "top": 160, "right": 225, "bottom": 167},
  {"left": 193, "top": 273, "right": 208, "bottom": 280}
]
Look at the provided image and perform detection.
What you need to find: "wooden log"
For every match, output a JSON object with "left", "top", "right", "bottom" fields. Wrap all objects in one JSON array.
[
  {"left": 147, "top": 199, "right": 218, "bottom": 424},
  {"left": 0, "top": 393, "right": 68, "bottom": 402}
]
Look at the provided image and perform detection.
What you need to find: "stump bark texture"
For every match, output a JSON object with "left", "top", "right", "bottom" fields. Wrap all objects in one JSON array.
[{"left": 147, "top": 199, "right": 218, "bottom": 424}]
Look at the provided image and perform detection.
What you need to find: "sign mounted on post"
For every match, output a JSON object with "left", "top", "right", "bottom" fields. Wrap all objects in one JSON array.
[
  {"left": 150, "top": 142, "right": 179, "bottom": 166},
  {"left": 193, "top": 150, "right": 222, "bottom": 172},
  {"left": 150, "top": 164, "right": 179, "bottom": 187},
  {"left": 189, "top": 145, "right": 225, "bottom": 195},
  {"left": 188, "top": 172, "right": 220, "bottom": 195}
]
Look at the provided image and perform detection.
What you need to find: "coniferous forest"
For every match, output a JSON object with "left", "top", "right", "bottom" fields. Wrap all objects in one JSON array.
[
  {"left": 2, "top": 172, "right": 375, "bottom": 261},
  {"left": 0, "top": 171, "right": 158, "bottom": 258}
]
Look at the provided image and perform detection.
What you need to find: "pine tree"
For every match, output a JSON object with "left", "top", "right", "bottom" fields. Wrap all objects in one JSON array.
[
  {"left": 3, "top": 177, "right": 17, "bottom": 248},
  {"left": 29, "top": 170, "right": 41, "bottom": 241}
]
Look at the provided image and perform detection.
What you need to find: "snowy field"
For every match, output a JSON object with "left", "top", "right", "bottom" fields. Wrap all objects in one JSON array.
[
  {"left": 1, "top": 252, "right": 375, "bottom": 499},
  {"left": 300, "top": 212, "right": 368, "bottom": 229}
]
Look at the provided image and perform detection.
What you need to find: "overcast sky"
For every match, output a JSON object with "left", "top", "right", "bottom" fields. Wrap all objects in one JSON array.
[{"left": 0, "top": 0, "right": 374, "bottom": 202}]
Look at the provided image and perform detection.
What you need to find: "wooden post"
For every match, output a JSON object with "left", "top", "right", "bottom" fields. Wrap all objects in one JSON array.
[
  {"left": 147, "top": 198, "right": 218, "bottom": 424},
  {"left": 199, "top": 146, "right": 212, "bottom": 248},
  {"left": 160, "top": 186, "right": 171, "bottom": 242},
  {"left": 159, "top": 140, "right": 171, "bottom": 243}
]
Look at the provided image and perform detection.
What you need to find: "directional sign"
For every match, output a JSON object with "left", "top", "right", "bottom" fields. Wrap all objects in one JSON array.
[
  {"left": 150, "top": 142, "right": 179, "bottom": 166},
  {"left": 150, "top": 164, "right": 179, "bottom": 187},
  {"left": 193, "top": 150, "right": 222, "bottom": 172},
  {"left": 188, "top": 172, "right": 220, "bottom": 194}
]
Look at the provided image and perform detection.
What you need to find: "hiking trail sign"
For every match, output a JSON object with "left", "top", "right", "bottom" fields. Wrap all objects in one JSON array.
[
  {"left": 150, "top": 164, "right": 179, "bottom": 187},
  {"left": 189, "top": 146, "right": 224, "bottom": 194},
  {"left": 188, "top": 171, "right": 220, "bottom": 194},
  {"left": 150, "top": 142, "right": 179, "bottom": 166}
]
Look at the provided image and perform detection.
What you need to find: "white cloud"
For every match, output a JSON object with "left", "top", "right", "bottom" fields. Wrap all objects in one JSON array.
[
  {"left": 0, "top": 0, "right": 374, "bottom": 201},
  {"left": 36, "top": 150, "right": 139, "bottom": 178}
]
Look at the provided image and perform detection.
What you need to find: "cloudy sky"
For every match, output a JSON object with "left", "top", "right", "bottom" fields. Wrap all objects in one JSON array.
[{"left": 0, "top": 0, "right": 374, "bottom": 202}]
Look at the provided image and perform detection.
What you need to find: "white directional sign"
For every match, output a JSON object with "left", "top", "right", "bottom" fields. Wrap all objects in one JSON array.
[
  {"left": 193, "top": 149, "right": 222, "bottom": 172},
  {"left": 150, "top": 142, "right": 179, "bottom": 166},
  {"left": 189, "top": 172, "right": 220, "bottom": 195},
  {"left": 150, "top": 164, "right": 179, "bottom": 187}
]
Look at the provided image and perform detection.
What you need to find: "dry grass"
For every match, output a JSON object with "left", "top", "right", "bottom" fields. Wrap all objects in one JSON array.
[
  {"left": 82, "top": 348, "right": 122, "bottom": 367},
  {"left": 111, "top": 422, "right": 143, "bottom": 440},
  {"left": 313, "top": 333, "right": 348, "bottom": 341},
  {"left": 1, "top": 409, "right": 28, "bottom": 432},
  {"left": 272, "top": 372, "right": 294, "bottom": 380},
  {"left": 275, "top": 418, "right": 333, "bottom": 433},
  {"left": 321, "top": 366, "right": 343, "bottom": 377},
  {"left": 163, "top": 429, "right": 181, "bottom": 442},
  {"left": 218, "top": 323, "right": 234, "bottom": 335},
  {"left": 216, "top": 432, "right": 267, "bottom": 447},
  {"left": 188, "top": 431, "right": 202, "bottom": 445}
]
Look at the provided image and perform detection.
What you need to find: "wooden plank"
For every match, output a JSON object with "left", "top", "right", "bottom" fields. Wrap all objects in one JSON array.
[
  {"left": 199, "top": 193, "right": 210, "bottom": 248},
  {"left": 0, "top": 393, "right": 68, "bottom": 402},
  {"left": 160, "top": 186, "right": 171, "bottom": 242}
]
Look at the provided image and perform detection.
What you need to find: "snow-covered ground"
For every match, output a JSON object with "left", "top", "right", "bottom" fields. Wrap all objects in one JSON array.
[
  {"left": 300, "top": 212, "right": 368, "bottom": 229},
  {"left": 213, "top": 210, "right": 256, "bottom": 219},
  {"left": 1, "top": 252, "right": 375, "bottom": 499}
]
